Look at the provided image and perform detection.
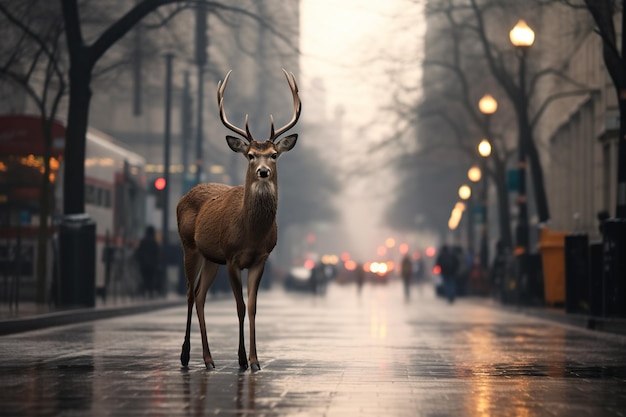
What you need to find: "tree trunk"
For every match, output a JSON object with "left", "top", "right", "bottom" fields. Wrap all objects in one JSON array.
[
  {"left": 494, "top": 161, "right": 513, "bottom": 251},
  {"left": 36, "top": 118, "right": 53, "bottom": 304},
  {"left": 525, "top": 126, "right": 550, "bottom": 223},
  {"left": 618, "top": 93, "right": 626, "bottom": 218},
  {"left": 63, "top": 62, "right": 92, "bottom": 215}
]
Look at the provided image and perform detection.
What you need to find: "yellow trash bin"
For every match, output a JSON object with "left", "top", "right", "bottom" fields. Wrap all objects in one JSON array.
[{"left": 538, "top": 227, "right": 567, "bottom": 306}]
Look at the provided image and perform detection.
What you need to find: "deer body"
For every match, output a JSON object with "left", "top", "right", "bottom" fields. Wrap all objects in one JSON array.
[
  {"left": 178, "top": 70, "right": 300, "bottom": 371},
  {"left": 179, "top": 183, "right": 277, "bottom": 268}
]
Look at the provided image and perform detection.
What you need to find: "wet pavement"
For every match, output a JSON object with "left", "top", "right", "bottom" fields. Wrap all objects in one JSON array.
[{"left": 1, "top": 280, "right": 626, "bottom": 416}]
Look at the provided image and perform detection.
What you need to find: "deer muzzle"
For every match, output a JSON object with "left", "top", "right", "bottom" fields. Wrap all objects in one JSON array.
[{"left": 257, "top": 167, "right": 271, "bottom": 179}]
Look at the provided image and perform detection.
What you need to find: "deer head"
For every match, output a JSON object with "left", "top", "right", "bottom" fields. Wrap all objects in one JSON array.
[{"left": 217, "top": 69, "right": 301, "bottom": 190}]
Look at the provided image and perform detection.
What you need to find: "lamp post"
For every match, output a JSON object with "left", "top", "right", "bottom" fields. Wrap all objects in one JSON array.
[
  {"left": 510, "top": 19, "right": 534, "bottom": 300},
  {"left": 478, "top": 94, "right": 497, "bottom": 272},
  {"left": 477, "top": 138, "right": 492, "bottom": 272},
  {"left": 161, "top": 53, "right": 174, "bottom": 296},
  {"left": 195, "top": 4, "right": 208, "bottom": 185},
  {"left": 458, "top": 184, "right": 473, "bottom": 256}
]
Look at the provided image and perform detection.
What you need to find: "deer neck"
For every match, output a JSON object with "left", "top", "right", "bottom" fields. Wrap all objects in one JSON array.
[{"left": 242, "top": 178, "right": 278, "bottom": 234}]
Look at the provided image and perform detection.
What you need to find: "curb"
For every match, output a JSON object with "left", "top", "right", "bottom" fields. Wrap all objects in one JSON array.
[
  {"left": 0, "top": 299, "right": 183, "bottom": 336},
  {"left": 465, "top": 296, "right": 626, "bottom": 337}
]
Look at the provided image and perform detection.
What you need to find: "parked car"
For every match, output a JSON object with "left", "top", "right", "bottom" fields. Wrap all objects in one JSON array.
[{"left": 283, "top": 263, "right": 327, "bottom": 294}]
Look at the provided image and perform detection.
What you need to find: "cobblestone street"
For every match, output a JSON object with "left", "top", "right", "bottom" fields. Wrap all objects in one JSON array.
[{"left": 1, "top": 280, "right": 626, "bottom": 416}]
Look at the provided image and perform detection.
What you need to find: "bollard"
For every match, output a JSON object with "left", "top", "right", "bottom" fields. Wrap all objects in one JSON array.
[
  {"left": 602, "top": 219, "right": 626, "bottom": 317},
  {"left": 59, "top": 214, "right": 96, "bottom": 307},
  {"left": 564, "top": 234, "right": 590, "bottom": 314},
  {"left": 589, "top": 242, "right": 603, "bottom": 316}
]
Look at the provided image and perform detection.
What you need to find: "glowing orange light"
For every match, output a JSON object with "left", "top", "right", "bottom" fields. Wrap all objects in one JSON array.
[
  {"left": 425, "top": 246, "right": 436, "bottom": 257},
  {"left": 385, "top": 238, "right": 396, "bottom": 248},
  {"left": 304, "top": 259, "right": 315, "bottom": 270},
  {"left": 340, "top": 252, "right": 350, "bottom": 262},
  {"left": 433, "top": 265, "right": 441, "bottom": 275},
  {"left": 412, "top": 251, "right": 421, "bottom": 260},
  {"left": 399, "top": 243, "right": 409, "bottom": 255},
  {"left": 344, "top": 260, "right": 357, "bottom": 271}
]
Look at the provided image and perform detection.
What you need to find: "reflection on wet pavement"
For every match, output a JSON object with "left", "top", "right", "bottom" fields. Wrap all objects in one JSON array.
[{"left": 1, "top": 281, "right": 626, "bottom": 416}]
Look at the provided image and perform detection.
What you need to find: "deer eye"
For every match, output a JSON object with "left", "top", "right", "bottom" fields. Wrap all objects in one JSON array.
[
  {"left": 248, "top": 154, "right": 255, "bottom": 161},
  {"left": 271, "top": 153, "right": 278, "bottom": 160}
]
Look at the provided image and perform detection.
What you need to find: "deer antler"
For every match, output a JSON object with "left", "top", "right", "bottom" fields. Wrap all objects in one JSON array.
[
  {"left": 269, "top": 69, "right": 301, "bottom": 142},
  {"left": 217, "top": 70, "right": 254, "bottom": 142}
]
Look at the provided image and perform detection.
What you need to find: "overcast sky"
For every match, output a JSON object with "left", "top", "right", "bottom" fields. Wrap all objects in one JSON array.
[{"left": 299, "top": 0, "right": 426, "bottom": 261}]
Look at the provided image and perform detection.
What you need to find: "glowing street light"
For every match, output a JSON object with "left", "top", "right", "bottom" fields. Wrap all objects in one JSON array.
[
  {"left": 458, "top": 184, "right": 471, "bottom": 200},
  {"left": 478, "top": 94, "right": 498, "bottom": 115},
  {"left": 509, "top": 19, "right": 535, "bottom": 48},
  {"left": 468, "top": 166, "right": 482, "bottom": 183},
  {"left": 478, "top": 139, "right": 492, "bottom": 157}
]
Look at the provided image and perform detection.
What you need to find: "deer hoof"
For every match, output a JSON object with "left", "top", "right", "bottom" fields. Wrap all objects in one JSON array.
[
  {"left": 205, "top": 361, "right": 215, "bottom": 370},
  {"left": 180, "top": 342, "right": 191, "bottom": 367},
  {"left": 251, "top": 363, "right": 261, "bottom": 372}
]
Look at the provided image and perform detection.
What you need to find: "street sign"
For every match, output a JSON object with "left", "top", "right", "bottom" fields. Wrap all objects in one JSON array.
[
  {"left": 507, "top": 169, "right": 519, "bottom": 192},
  {"left": 473, "top": 206, "right": 484, "bottom": 224}
]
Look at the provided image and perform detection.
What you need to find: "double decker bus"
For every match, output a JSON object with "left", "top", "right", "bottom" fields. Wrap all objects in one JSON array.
[{"left": 0, "top": 114, "right": 147, "bottom": 302}]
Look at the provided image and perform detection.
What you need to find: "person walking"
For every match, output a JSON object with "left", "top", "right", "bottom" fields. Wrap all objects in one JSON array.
[
  {"left": 401, "top": 254, "right": 413, "bottom": 301},
  {"left": 135, "top": 226, "right": 160, "bottom": 297},
  {"left": 436, "top": 244, "right": 460, "bottom": 303}
]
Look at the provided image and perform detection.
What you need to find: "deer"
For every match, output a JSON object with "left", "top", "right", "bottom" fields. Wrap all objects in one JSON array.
[{"left": 177, "top": 69, "right": 301, "bottom": 371}]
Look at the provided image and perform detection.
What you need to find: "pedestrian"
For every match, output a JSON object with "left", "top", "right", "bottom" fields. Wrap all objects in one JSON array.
[
  {"left": 436, "top": 244, "right": 460, "bottom": 303},
  {"left": 355, "top": 262, "right": 365, "bottom": 294},
  {"left": 401, "top": 254, "right": 413, "bottom": 301},
  {"left": 490, "top": 240, "right": 509, "bottom": 299},
  {"left": 135, "top": 226, "right": 160, "bottom": 298}
]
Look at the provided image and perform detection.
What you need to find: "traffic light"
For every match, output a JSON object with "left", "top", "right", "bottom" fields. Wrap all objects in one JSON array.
[{"left": 153, "top": 177, "right": 166, "bottom": 209}]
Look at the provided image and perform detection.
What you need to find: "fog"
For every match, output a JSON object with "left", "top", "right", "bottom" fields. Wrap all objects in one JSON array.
[{"left": 299, "top": 0, "right": 426, "bottom": 262}]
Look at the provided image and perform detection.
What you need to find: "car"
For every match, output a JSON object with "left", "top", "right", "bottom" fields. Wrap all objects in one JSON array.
[{"left": 283, "top": 264, "right": 327, "bottom": 294}]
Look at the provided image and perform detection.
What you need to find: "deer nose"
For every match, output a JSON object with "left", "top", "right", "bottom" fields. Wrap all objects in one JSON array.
[{"left": 257, "top": 167, "right": 271, "bottom": 178}]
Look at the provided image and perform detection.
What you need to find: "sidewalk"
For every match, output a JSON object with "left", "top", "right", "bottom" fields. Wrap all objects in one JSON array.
[{"left": 2, "top": 289, "right": 626, "bottom": 337}]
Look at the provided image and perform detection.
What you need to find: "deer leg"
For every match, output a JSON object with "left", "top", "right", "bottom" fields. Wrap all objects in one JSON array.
[
  {"left": 247, "top": 262, "right": 265, "bottom": 372},
  {"left": 195, "top": 260, "right": 219, "bottom": 369},
  {"left": 180, "top": 250, "right": 201, "bottom": 367},
  {"left": 227, "top": 264, "right": 248, "bottom": 371}
]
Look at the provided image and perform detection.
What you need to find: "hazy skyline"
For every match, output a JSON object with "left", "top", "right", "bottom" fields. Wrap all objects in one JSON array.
[{"left": 300, "top": 0, "right": 427, "bottom": 261}]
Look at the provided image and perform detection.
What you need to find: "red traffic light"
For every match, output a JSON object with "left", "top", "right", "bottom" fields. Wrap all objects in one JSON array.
[{"left": 154, "top": 177, "right": 167, "bottom": 191}]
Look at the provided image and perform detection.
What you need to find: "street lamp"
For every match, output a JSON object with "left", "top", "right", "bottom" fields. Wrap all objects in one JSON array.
[
  {"left": 478, "top": 94, "right": 498, "bottom": 116},
  {"left": 458, "top": 184, "right": 471, "bottom": 200},
  {"left": 468, "top": 166, "right": 482, "bottom": 183},
  {"left": 510, "top": 19, "right": 534, "bottom": 303},
  {"left": 509, "top": 19, "right": 535, "bottom": 48},
  {"left": 477, "top": 138, "right": 492, "bottom": 271},
  {"left": 458, "top": 184, "right": 473, "bottom": 255},
  {"left": 478, "top": 92, "right": 496, "bottom": 273}
]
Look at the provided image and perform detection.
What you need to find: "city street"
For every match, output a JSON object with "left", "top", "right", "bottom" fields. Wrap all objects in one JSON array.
[{"left": 1, "top": 279, "right": 626, "bottom": 416}]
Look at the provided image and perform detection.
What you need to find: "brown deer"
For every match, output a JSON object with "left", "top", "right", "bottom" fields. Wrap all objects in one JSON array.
[{"left": 177, "top": 69, "right": 301, "bottom": 371}]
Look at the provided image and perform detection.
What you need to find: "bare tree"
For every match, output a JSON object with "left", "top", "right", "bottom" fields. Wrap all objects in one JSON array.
[
  {"left": 59, "top": 0, "right": 295, "bottom": 216},
  {"left": 0, "top": 1, "right": 67, "bottom": 304},
  {"left": 385, "top": 0, "right": 597, "bottom": 246}
]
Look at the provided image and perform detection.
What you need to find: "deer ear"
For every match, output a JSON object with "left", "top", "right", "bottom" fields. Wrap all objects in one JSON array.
[
  {"left": 275, "top": 134, "right": 298, "bottom": 155},
  {"left": 226, "top": 136, "right": 248, "bottom": 154}
]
